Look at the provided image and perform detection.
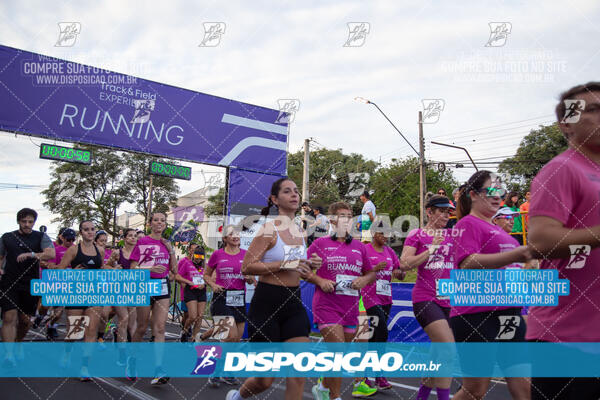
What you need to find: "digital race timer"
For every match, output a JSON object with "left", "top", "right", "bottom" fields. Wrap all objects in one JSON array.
[
  {"left": 149, "top": 161, "right": 192, "bottom": 180},
  {"left": 39, "top": 143, "right": 92, "bottom": 165}
]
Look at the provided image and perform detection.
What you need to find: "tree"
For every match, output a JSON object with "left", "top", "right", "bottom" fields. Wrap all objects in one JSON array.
[
  {"left": 43, "top": 145, "right": 129, "bottom": 237},
  {"left": 498, "top": 123, "right": 567, "bottom": 192},
  {"left": 204, "top": 187, "right": 226, "bottom": 217},
  {"left": 287, "top": 148, "right": 378, "bottom": 209},
  {"left": 123, "top": 153, "right": 180, "bottom": 222},
  {"left": 369, "top": 157, "right": 459, "bottom": 221},
  {"left": 43, "top": 145, "right": 180, "bottom": 235}
]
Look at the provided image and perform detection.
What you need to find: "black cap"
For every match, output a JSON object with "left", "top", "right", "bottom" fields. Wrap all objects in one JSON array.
[
  {"left": 62, "top": 228, "right": 76, "bottom": 240},
  {"left": 426, "top": 196, "right": 455, "bottom": 209}
]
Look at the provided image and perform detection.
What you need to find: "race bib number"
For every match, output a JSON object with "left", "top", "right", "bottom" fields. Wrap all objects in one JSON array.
[
  {"left": 226, "top": 290, "right": 245, "bottom": 307},
  {"left": 335, "top": 274, "right": 358, "bottom": 297},
  {"left": 192, "top": 275, "right": 204, "bottom": 285},
  {"left": 376, "top": 279, "right": 391, "bottom": 296},
  {"left": 435, "top": 279, "right": 449, "bottom": 300},
  {"left": 160, "top": 278, "right": 169, "bottom": 296},
  {"left": 281, "top": 245, "right": 305, "bottom": 269}
]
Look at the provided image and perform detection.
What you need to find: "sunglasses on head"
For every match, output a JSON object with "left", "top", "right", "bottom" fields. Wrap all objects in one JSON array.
[{"left": 480, "top": 187, "right": 507, "bottom": 198}]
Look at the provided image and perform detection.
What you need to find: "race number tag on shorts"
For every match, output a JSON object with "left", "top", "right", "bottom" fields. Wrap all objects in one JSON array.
[
  {"left": 160, "top": 278, "right": 169, "bottom": 296},
  {"left": 335, "top": 274, "right": 358, "bottom": 297},
  {"left": 376, "top": 279, "right": 392, "bottom": 296},
  {"left": 192, "top": 275, "right": 204, "bottom": 285},
  {"left": 435, "top": 279, "right": 449, "bottom": 300},
  {"left": 226, "top": 290, "right": 245, "bottom": 307}
]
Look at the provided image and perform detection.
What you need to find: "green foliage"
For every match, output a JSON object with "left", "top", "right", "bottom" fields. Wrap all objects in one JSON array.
[
  {"left": 123, "top": 153, "right": 180, "bottom": 222},
  {"left": 287, "top": 148, "right": 378, "bottom": 208},
  {"left": 498, "top": 123, "right": 567, "bottom": 192},
  {"left": 204, "top": 187, "right": 226, "bottom": 217},
  {"left": 43, "top": 145, "right": 129, "bottom": 237},
  {"left": 43, "top": 145, "right": 180, "bottom": 235},
  {"left": 370, "top": 157, "right": 459, "bottom": 221}
]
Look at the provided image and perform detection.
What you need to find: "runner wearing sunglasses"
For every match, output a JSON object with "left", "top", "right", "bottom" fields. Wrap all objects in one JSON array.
[{"left": 450, "top": 171, "right": 533, "bottom": 400}]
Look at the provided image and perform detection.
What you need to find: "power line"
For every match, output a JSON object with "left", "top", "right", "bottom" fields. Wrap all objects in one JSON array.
[{"left": 428, "top": 115, "right": 554, "bottom": 139}]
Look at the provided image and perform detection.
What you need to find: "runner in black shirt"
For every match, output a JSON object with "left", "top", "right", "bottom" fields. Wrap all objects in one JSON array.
[{"left": 0, "top": 208, "right": 54, "bottom": 365}]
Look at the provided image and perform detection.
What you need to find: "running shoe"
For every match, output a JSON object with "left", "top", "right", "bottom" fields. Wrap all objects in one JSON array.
[
  {"left": 311, "top": 381, "right": 330, "bottom": 400},
  {"left": 111, "top": 326, "right": 118, "bottom": 343},
  {"left": 208, "top": 376, "right": 220, "bottom": 388},
  {"left": 375, "top": 377, "right": 392, "bottom": 390},
  {"left": 46, "top": 326, "right": 58, "bottom": 340},
  {"left": 180, "top": 330, "right": 190, "bottom": 342},
  {"left": 226, "top": 390, "right": 240, "bottom": 400},
  {"left": 125, "top": 356, "right": 137, "bottom": 381},
  {"left": 363, "top": 378, "right": 376, "bottom": 389},
  {"left": 80, "top": 366, "right": 91, "bottom": 382},
  {"left": 352, "top": 379, "right": 377, "bottom": 398},
  {"left": 150, "top": 371, "right": 170, "bottom": 386},
  {"left": 32, "top": 314, "right": 43, "bottom": 329},
  {"left": 220, "top": 377, "right": 240, "bottom": 385}
]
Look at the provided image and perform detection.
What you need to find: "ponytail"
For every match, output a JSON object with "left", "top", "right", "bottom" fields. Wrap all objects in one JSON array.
[
  {"left": 456, "top": 184, "right": 470, "bottom": 220},
  {"left": 261, "top": 197, "right": 274, "bottom": 216},
  {"left": 456, "top": 170, "right": 492, "bottom": 219},
  {"left": 260, "top": 177, "right": 292, "bottom": 216}
]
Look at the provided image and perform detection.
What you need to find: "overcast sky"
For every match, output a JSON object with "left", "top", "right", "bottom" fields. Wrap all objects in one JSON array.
[{"left": 1, "top": 1, "right": 599, "bottom": 237}]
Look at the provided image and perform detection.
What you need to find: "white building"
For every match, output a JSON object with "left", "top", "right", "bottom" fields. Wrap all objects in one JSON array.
[{"left": 116, "top": 188, "right": 224, "bottom": 250}]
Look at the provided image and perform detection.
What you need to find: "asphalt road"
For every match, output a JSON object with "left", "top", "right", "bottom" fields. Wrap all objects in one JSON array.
[{"left": 0, "top": 314, "right": 512, "bottom": 399}]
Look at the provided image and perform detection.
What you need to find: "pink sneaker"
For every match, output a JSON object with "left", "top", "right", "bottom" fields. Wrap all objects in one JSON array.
[
  {"left": 376, "top": 377, "right": 392, "bottom": 390},
  {"left": 364, "top": 378, "right": 377, "bottom": 389}
]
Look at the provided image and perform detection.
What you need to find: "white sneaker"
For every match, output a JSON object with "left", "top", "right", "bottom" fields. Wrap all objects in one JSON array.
[{"left": 226, "top": 389, "right": 240, "bottom": 400}]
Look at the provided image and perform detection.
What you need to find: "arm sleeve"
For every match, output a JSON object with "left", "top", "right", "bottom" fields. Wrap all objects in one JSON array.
[
  {"left": 130, "top": 244, "right": 141, "bottom": 262},
  {"left": 389, "top": 247, "right": 401, "bottom": 269},
  {"left": 403, "top": 229, "right": 420, "bottom": 248},
  {"left": 207, "top": 251, "right": 219, "bottom": 269},
  {"left": 177, "top": 259, "right": 188, "bottom": 277},
  {"left": 529, "top": 162, "right": 575, "bottom": 225},
  {"left": 361, "top": 243, "right": 373, "bottom": 272},
  {"left": 307, "top": 240, "right": 322, "bottom": 262},
  {"left": 452, "top": 219, "right": 481, "bottom": 266}
]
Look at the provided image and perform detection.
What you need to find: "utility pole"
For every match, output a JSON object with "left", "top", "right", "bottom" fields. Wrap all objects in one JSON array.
[
  {"left": 146, "top": 175, "right": 154, "bottom": 232},
  {"left": 418, "top": 112, "right": 427, "bottom": 228},
  {"left": 302, "top": 138, "right": 310, "bottom": 216}
]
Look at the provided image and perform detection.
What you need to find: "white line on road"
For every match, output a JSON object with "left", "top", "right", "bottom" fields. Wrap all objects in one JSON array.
[{"left": 96, "top": 377, "right": 160, "bottom": 400}]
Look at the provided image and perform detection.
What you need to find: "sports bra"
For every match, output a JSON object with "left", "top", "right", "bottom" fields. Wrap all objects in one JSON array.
[
  {"left": 119, "top": 248, "right": 132, "bottom": 269},
  {"left": 71, "top": 243, "right": 103, "bottom": 269},
  {"left": 262, "top": 222, "right": 307, "bottom": 263}
]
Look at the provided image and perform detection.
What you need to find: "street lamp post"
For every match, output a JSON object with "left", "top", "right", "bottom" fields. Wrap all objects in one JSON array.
[{"left": 355, "top": 97, "right": 426, "bottom": 226}]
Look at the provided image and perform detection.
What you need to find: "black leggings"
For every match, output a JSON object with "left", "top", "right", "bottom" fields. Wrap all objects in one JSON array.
[{"left": 366, "top": 304, "right": 391, "bottom": 343}]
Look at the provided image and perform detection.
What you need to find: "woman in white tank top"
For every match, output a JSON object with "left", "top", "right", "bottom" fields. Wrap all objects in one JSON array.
[{"left": 226, "top": 178, "right": 321, "bottom": 400}]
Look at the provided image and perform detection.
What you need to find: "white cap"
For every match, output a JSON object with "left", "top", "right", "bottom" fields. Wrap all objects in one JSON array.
[{"left": 492, "top": 207, "right": 519, "bottom": 220}]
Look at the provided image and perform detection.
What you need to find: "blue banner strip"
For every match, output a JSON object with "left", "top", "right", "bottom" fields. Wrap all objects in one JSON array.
[{"left": 1, "top": 343, "right": 600, "bottom": 378}]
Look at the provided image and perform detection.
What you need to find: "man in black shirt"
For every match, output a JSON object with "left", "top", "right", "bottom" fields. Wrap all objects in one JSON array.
[{"left": 0, "top": 208, "right": 55, "bottom": 348}]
